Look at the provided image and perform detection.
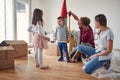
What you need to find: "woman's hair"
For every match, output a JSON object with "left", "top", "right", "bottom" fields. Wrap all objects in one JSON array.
[
  {"left": 32, "top": 8, "right": 43, "bottom": 26},
  {"left": 80, "top": 17, "right": 90, "bottom": 26},
  {"left": 95, "top": 14, "right": 107, "bottom": 26}
]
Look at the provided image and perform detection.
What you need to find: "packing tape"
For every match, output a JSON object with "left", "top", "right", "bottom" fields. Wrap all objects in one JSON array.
[{"left": 3, "top": 47, "right": 8, "bottom": 50}]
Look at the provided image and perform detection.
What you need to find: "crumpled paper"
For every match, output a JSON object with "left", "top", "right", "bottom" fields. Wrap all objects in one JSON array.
[{"left": 91, "top": 51, "right": 120, "bottom": 80}]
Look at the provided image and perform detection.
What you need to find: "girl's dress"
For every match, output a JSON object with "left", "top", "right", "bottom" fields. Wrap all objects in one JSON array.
[
  {"left": 32, "top": 33, "right": 49, "bottom": 49},
  {"left": 28, "top": 23, "right": 49, "bottom": 49}
]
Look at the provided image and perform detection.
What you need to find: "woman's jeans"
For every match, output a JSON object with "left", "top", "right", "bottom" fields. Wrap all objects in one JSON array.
[{"left": 77, "top": 44, "right": 110, "bottom": 74}]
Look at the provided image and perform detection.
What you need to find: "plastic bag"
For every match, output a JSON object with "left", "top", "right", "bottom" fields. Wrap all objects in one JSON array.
[{"left": 92, "top": 51, "right": 120, "bottom": 80}]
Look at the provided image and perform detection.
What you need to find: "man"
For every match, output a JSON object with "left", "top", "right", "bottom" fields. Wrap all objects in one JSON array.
[{"left": 68, "top": 11, "right": 95, "bottom": 62}]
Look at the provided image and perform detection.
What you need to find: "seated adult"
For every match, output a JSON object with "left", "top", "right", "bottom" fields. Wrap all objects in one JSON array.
[{"left": 68, "top": 11, "right": 95, "bottom": 62}]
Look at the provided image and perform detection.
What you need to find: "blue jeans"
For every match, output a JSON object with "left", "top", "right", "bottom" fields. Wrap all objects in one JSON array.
[
  {"left": 57, "top": 42, "right": 69, "bottom": 61},
  {"left": 77, "top": 44, "right": 110, "bottom": 74},
  {"left": 70, "top": 47, "right": 81, "bottom": 61}
]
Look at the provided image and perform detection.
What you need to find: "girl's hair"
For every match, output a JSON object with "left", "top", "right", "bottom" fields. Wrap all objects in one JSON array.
[
  {"left": 95, "top": 14, "right": 107, "bottom": 26},
  {"left": 32, "top": 8, "right": 43, "bottom": 26}
]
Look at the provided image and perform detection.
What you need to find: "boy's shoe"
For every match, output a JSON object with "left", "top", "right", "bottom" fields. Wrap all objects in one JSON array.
[
  {"left": 66, "top": 60, "right": 70, "bottom": 63},
  {"left": 40, "top": 65, "right": 49, "bottom": 69},
  {"left": 58, "top": 59, "right": 64, "bottom": 61},
  {"left": 58, "top": 57, "right": 64, "bottom": 61}
]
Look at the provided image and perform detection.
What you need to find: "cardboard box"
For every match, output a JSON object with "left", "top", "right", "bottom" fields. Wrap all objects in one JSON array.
[
  {"left": 4, "top": 40, "right": 27, "bottom": 58},
  {"left": 0, "top": 46, "right": 14, "bottom": 70},
  {"left": 43, "top": 43, "right": 71, "bottom": 56},
  {"left": 43, "top": 43, "right": 59, "bottom": 56}
]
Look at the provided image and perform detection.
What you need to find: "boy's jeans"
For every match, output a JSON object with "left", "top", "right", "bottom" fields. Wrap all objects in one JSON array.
[{"left": 57, "top": 42, "right": 69, "bottom": 61}]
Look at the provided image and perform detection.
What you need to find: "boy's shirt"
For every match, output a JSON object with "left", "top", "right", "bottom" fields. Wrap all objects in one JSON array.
[{"left": 55, "top": 25, "right": 68, "bottom": 43}]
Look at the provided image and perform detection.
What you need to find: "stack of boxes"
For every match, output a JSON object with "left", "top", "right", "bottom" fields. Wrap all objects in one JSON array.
[{"left": 0, "top": 40, "right": 27, "bottom": 70}]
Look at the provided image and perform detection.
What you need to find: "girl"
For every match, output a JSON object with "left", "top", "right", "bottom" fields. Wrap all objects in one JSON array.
[
  {"left": 28, "top": 8, "right": 50, "bottom": 69},
  {"left": 76, "top": 14, "right": 114, "bottom": 74}
]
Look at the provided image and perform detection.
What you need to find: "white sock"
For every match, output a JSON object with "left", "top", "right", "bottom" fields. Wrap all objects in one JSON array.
[
  {"left": 35, "top": 48, "right": 39, "bottom": 65},
  {"left": 38, "top": 48, "right": 43, "bottom": 66}
]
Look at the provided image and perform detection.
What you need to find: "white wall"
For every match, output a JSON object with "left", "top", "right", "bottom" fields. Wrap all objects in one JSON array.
[
  {"left": 31, "top": 0, "right": 42, "bottom": 12},
  {"left": 31, "top": 0, "right": 120, "bottom": 49}
]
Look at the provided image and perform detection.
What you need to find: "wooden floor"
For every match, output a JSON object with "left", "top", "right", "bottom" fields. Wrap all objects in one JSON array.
[{"left": 0, "top": 53, "right": 106, "bottom": 80}]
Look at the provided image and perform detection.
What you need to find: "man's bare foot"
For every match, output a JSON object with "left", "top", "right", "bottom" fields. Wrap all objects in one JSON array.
[{"left": 70, "top": 58, "right": 76, "bottom": 63}]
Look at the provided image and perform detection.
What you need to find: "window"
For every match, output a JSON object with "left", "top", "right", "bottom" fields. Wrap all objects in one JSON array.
[
  {"left": 16, "top": 0, "right": 29, "bottom": 42},
  {"left": 0, "top": 0, "right": 30, "bottom": 43},
  {"left": 6, "top": 0, "right": 14, "bottom": 40},
  {"left": 0, "top": 0, "right": 16, "bottom": 41},
  {"left": 0, "top": 0, "right": 5, "bottom": 42}
]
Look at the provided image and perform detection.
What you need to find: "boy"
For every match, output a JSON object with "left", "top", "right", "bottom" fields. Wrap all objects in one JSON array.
[{"left": 54, "top": 16, "right": 70, "bottom": 62}]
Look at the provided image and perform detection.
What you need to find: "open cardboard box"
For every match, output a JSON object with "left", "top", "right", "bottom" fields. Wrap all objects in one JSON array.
[{"left": 4, "top": 40, "right": 27, "bottom": 58}]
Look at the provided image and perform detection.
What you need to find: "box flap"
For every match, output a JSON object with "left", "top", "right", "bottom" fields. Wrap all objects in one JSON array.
[
  {"left": 4, "top": 40, "right": 27, "bottom": 45},
  {"left": 0, "top": 46, "right": 14, "bottom": 51}
]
